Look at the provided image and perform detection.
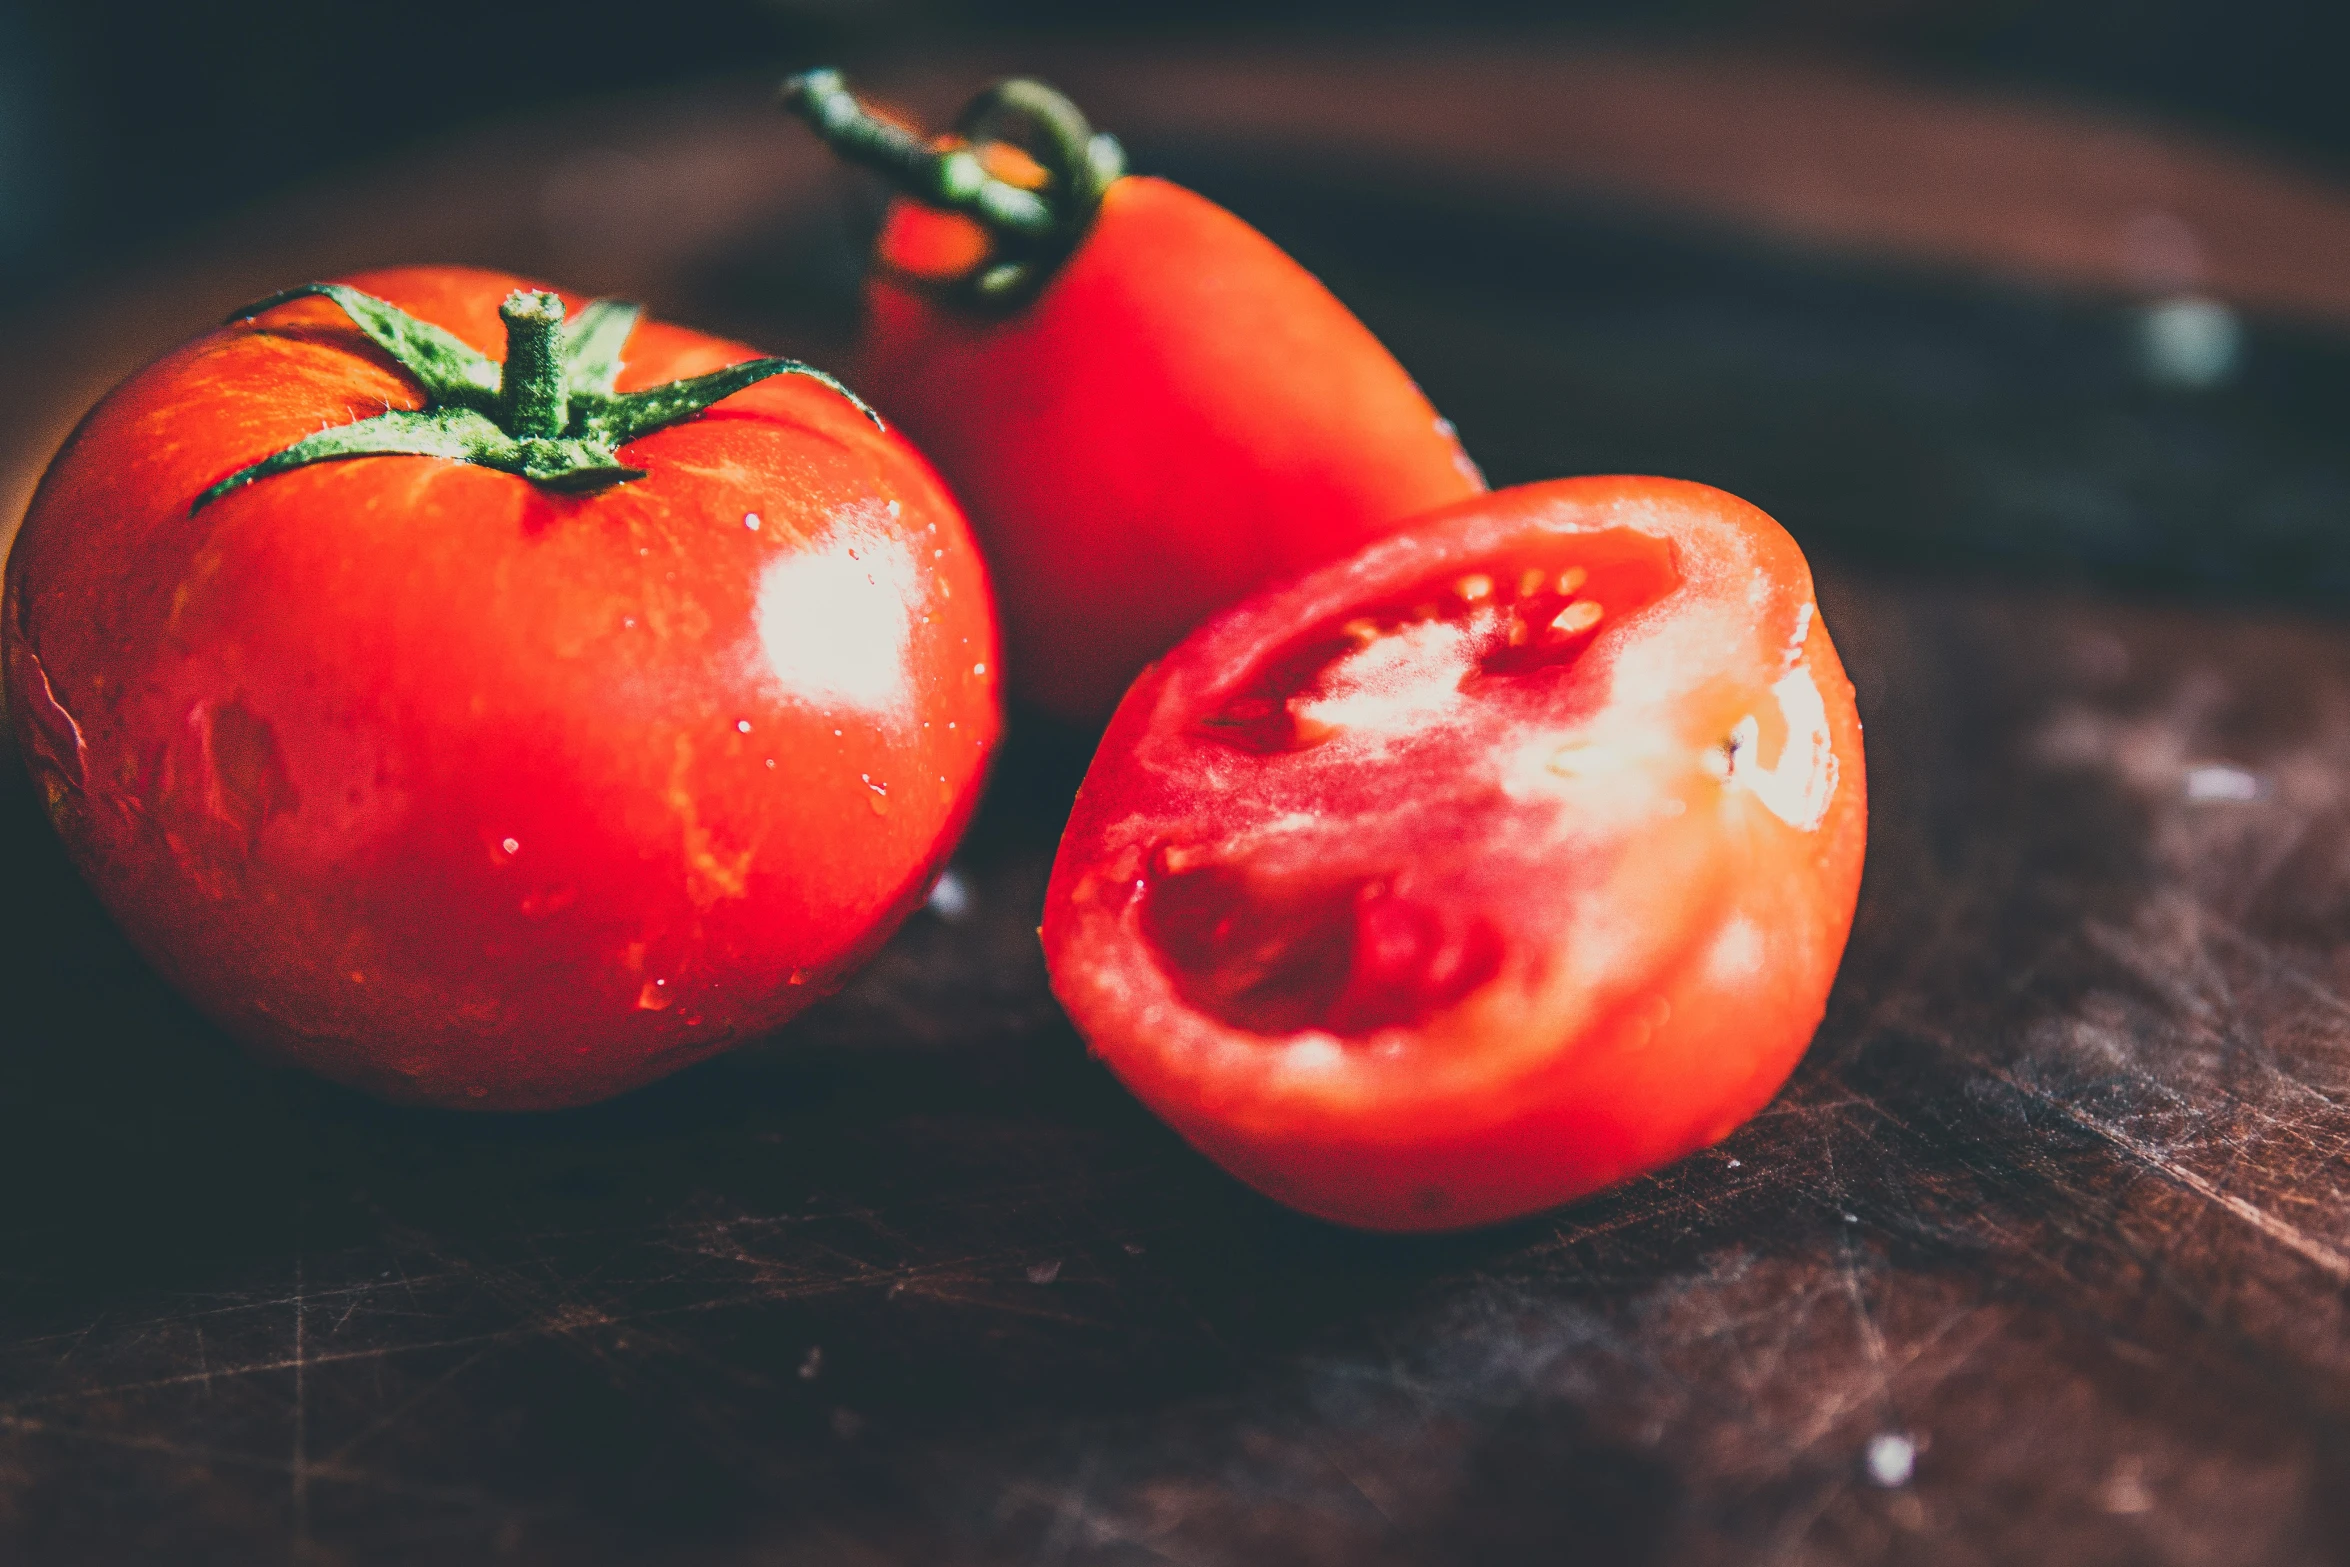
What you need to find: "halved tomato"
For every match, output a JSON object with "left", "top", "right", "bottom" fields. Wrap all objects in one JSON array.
[{"left": 1042, "top": 476, "right": 1866, "bottom": 1231}]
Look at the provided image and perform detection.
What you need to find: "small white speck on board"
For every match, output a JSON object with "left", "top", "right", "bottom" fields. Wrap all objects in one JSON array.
[
  {"left": 927, "top": 869, "right": 972, "bottom": 921},
  {"left": 2183, "top": 764, "right": 2262, "bottom": 803},
  {"left": 1026, "top": 1259, "right": 1062, "bottom": 1285},
  {"left": 1865, "top": 1433, "right": 1916, "bottom": 1488},
  {"left": 2101, "top": 1457, "right": 2154, "bottom": 1514},
  {"left": 2140, "top": 295, "right": 2241, "bottom": 388}
]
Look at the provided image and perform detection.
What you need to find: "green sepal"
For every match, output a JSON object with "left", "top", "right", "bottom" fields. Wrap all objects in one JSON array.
[
  {"left": 193, "top": 409, "right": 505, "bottom": 512},
  {"left": 197, "top": 285, "right": 879, "bottom": 514},
  {"left": 586, "top": 357, "right": 881, "bottom": 447},
  {"left": 189, "top": 408, "right": 651, "bottom": 513},
  {"left": 232, "top": 283, "right": 501, "bottom": 412},
  {"left": 561, "top": 298, "right": 642, "bottom": 396},
  {"left": 506, "top": 438, "right": 648, "bottom": 489}
]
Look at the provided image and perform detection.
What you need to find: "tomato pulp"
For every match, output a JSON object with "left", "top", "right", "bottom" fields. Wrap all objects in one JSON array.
[
  {"left": 785, "top": 71, "right": 1484, "bottom": 722},
  {"left": 1043, "top": 477, "right": 1865, "bottom": 1231},
  {"left": 4, "top": 266, "right": 1000, "bottom": 1109}
]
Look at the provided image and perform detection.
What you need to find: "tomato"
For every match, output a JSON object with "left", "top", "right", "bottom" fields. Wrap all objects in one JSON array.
[
  {"left": 3, "top": 265, "right": 1000, "bottom": 1110},
  {"left": 782, "top": 70, "right": 1485, "bottom": 722},
  {"left": 1042, "top": 477, "right": 1865, "bottom": 1231}
]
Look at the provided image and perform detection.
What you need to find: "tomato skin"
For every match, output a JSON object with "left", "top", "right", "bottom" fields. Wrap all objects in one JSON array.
[
  {"left": 860, "top": 175, "right": 1485, "bottom": 722},
  {"left": 1043, "top": 476, "right": 1865, "bottom": 1232},
  {"left": 3, "top": 266, "right": 1000, "bottom": 1110}
]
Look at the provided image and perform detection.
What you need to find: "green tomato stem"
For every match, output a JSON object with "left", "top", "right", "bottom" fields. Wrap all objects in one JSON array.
[
  {"left": 778, "top": 68, "right": 1128, "bottom": 312},
  {"left": 499, "top": 290, "right": 570, "bottom": 438}
]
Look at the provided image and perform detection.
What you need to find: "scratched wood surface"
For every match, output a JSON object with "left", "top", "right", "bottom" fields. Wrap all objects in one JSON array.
[{"left": 7, "top": 46, "right": 2350, "bottom": 1567}]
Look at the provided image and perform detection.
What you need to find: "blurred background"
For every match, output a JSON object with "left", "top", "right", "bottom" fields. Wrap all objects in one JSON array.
[{"left": 1, "top": 0, "right": 2344, "bottom": 308}]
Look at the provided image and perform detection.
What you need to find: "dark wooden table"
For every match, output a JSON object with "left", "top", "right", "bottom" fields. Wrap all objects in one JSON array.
[{"left": 8, "top": 46, "right": 2350, "bottom": 1566}]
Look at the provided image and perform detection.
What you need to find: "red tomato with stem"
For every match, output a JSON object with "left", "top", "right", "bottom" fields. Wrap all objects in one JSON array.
[
  {"left": 4, "top": 265, "right": 999, "bottom": 1110},
  {"left": 782, "top": 70, "right": 1485, "bottom": 722},
  {"left": 1043, "top": 477, "right": 1865, "bottom": 1231}
]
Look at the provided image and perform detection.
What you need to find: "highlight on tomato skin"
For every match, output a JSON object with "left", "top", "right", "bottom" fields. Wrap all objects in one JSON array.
[{"left": 1041, "top": 475, "right": 1867, "bottom": 1233}]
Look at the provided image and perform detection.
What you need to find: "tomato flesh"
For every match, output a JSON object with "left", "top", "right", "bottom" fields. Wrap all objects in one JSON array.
[{"left": 1043, "top": 476, "right": 1865, "bottom": 1231}]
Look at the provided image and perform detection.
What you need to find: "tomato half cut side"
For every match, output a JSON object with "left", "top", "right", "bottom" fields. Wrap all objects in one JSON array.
[{"left": 1043, "top": 476, "right": 1867, "bottom": 1232}]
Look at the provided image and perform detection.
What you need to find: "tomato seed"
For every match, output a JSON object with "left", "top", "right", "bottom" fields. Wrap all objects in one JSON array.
[{"left": 1550, "top": 600, "right": 1603, "bottom": 635}]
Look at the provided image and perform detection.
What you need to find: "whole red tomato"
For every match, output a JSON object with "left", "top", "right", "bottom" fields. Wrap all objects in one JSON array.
[
  {"left": 782, "top": 70, "right": 1485, "bottom": 722},
  {"left": 1043, "top": 476, "right": 1865, "bottom": 1231},
  {"left": 4, "top": 265, "right": 999, "bottom": 1110}
]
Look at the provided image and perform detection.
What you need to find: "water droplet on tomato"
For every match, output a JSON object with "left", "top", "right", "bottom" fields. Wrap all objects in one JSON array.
[{"left": 636, "top": 979, "right": 673, "bottom": 1011}]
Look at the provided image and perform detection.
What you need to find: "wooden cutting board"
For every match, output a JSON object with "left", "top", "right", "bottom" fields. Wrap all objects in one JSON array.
[{"left": 5, "top": 45, "right": 2350, "bottom": 1566}]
